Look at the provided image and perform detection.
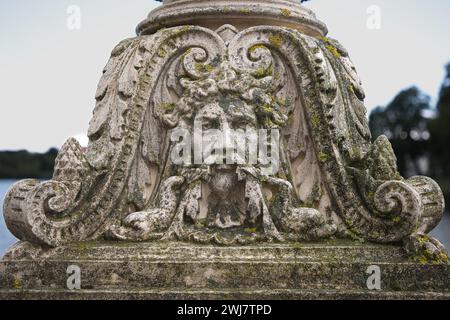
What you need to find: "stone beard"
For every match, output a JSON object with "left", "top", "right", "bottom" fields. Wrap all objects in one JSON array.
[
  {"left": 2, "top": 0, "right": 447, "bottom": 264},
  {"left": 109, "top": 50, "right": 337, "bottom": 244}
]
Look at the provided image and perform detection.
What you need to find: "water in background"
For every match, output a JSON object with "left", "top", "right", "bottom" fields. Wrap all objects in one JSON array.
[
  {"left": 0, "top": 180, "right": 19, "bottom": 255},
  {"left": 0, "top": 180, "right": 449, "bottom": 257}
]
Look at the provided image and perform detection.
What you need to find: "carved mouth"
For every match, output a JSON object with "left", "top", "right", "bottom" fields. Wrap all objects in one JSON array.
[{"left": 212, "top": 164, "right": 237, "bottom": 173}]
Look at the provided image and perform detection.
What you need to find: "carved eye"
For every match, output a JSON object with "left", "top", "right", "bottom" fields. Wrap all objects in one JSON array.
[
  {"left": 202, "top": 118, "right": 221, "bottom": 131},
  {"left": 231, "top": 120, "right": 249, "bottom": 131},
  {"left": 231, "top": 113, "right": 257, "bottom": 130}
]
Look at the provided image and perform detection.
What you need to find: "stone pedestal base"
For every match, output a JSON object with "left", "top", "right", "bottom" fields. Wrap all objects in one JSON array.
[{"left": 0, "top": 241, "right": 449, "bottom": 300}]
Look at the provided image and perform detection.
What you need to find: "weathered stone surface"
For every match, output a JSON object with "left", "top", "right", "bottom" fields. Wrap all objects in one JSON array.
[
  {"left": 0, "top": 241, "right": 449, "bottom": 300},
  {"left": 1, "top": 0, "right": 448, "bottom": 300},
  {"left": 138, "top": 0, "right": 328, "bottom": 37}
]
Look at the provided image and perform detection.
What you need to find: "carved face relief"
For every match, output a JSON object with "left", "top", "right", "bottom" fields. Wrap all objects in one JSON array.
[
  {"left": 111, "top": 27, "right": 339, "bottom": 244},
  {"left": 3, "top": 24, "right": 445, "bottom": 259},
  {"left": 166, "top": 71, "right": 271, "bottom": 231},
  {"left": 2, "top": 4, "right": 448, "bottom": 298}
]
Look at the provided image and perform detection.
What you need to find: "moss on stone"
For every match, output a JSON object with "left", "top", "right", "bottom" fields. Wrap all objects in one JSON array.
[
  {"left": 410, "top": 235, "right": 449, "bottom": 265},
  {"left": 249, "top": 44, "right": 267, "bottom": 53},
  {"left": 157, "top": 48, "right": 167, "bottom": 58},
  {"left": 254, "top": 68, "right": 268, "bottom": 78},
  {"left": 326, "top": 45, "right": 341, "bottom": 59},
  {"left": 305, "top": 182, "right": 323, "bottom": 207},
  {"left": 161, "top": 102, "right": 176, "bottom": 112},
  {"left": 174, "top": 25, "right": 192, "bottom": 36},
  {"left": 280, "top": 8, "right": 291, "bottom": 17},
  {"left": 392, "top": 216, "right": 401, "bottom": 223},
  {"left": 348, "top": 84, "right": 355, "bottom": 95},
  {"left": 319, "top": 37, "right": 342, "bottom": 59},
  {"left": 268, "top": 34, "right": 283, "bottom": 48},
  {"left": 75, "top": 242, "right": 96, "bottom": 252},
  {"left": 13, "top": 277, "right": 23, "bottom": 290},
  {"left": 415, "top": 252, "right": 448, "bottom": 265},
  {"left": 195, "top": 219, "right": 206, "bottom": 229},
  {"left": 318, "top": 152, "right": 328, "bottom": 163},
  {"left": 182, "top": 48, "right": 193, "bottom": 58},
  {"left": 310, "top": 113, "right": 321, "bottom": 128},
  {"left": 195, "top": 62, "right": 214, "bottom": 73}
]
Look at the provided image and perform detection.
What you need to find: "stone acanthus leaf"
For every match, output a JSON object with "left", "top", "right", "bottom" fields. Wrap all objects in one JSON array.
[{"left": 2, "top": 23, "right": 446, "bottom": 260}]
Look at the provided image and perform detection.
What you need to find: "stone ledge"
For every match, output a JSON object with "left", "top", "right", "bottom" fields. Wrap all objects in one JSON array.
[
  {"left": 1, "top": 289, "right": 450, "bottom": 300},
  {"left": 137, "top": 0, "right": 328, "bottom": 36},
  {"left": 0, "top": 241, "right": 449, "bottom": 300}
]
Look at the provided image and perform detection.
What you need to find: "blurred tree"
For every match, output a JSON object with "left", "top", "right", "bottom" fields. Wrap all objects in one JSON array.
[
  {"left": 369, "top": 87, "right": 432, "bottom": 177},
  {"left": 0, "top": 148, "right": 58, "bottom": 179},
  {"left": 429, "top": 63, "right": 450, "bottom": 177}
]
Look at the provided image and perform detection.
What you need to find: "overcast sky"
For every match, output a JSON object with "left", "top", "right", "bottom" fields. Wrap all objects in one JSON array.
[{"left": 1, "top": 0, "right": 449, "bottom": 152}]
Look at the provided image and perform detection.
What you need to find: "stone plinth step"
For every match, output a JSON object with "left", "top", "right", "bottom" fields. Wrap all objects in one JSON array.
[
  {"left": 0, "top": 241, "right": 449, "bottom": 300},
  {"left": 1, "top": 289, "right": 450, "bottom": 300}
]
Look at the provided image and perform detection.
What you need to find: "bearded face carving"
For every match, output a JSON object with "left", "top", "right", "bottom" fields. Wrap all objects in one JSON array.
[
  {"left": 3, "top": 24, "right": 446, "bottom": 262},
  {"left": 111, "top": 49, "right": 336, "bottom": 244}
]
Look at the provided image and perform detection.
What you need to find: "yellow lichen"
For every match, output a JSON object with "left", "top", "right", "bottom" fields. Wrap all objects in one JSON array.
[
  {"left": 182, "top": 48, "right": 193, "bottom": 58},
  {"left": 318, "top": 152, "right": 328, "bottom": 163},
  {"left": 326, "top": 44, "right": 341, "bottom": 58},
  {"left": 195, "top": 62, "right": 213, "bottom": 73},
  {"left": 254, "top": 68, "right": 267, "bottom": 78},
  {"left": 157, "top": 48, "right": 167, "bottom": 58},
  {"left": 195, "top": 219, "right": 206, "bottom": 229},
  {"left": 254, "top": 65, "right": 273, "bottom": 78},
  {"left": 319, "top": 37, "right": 342, "bottom": 59},
  {"left": 348, "top": 84, "right": 355, "bottom": 94},
  {"left": 392, "top": 216, "right": 401, "bottom": 223},
  {"left": 76, "top": 242, "right": 95, "bottom": 252},
  {"left": 418, "top": 255, "right": 428, "bottom": 265},
  {"left": 161, "top": 102, "right": 176, "bottom": 112},
  {"left": 280, "top": 8, "right": 291, "bottom": 17},
  {"left": 13, "top": 277, "right": 23, "bottom": 290},
  {"left": 268, "top": 34, "right": 283, "bottom": 48},
  {"left": 205, "top": 64, "right": 214, "bottom": 72},
  {"left": 310, "top": 113, "right": 321, "bottom": 128},
  {"left": 174, "top": 25, "right": 192, "bottom": 36},
  {"left": 249, "top": 44, "right": 268, "bottom": 53}
]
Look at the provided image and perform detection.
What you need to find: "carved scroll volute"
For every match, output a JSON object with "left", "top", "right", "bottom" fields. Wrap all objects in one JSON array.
[
  {"left": 227, "top": 26, "right": 445, "bottom": 244},
  {"left": 2, "top": 26, "right": 226, "bottom": 247},
  {"left": 228, "top": 27, "right": 341, "bottom": 214},
  {"left": 227, "top": 28, "right": 331, "bottom": 213},
  {"left": 127, "top": 33, "right": 225, "bottom": 213},
  {"left": 2, "top": 23, "right": 445, "bottom": 249},
  {"left": 3, "top": 138, "right": 91, "bottom": 245},
  {"left": 316, "top": 36, "right": 445, "bottom": 242}
]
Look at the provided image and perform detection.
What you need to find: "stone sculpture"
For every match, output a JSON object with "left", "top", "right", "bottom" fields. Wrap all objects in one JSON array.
[
  {"left": 3, "top": 0, "right": 447, "bottom": 261},
  {"left": 1, "top": 0, "right": 448, "bottom": 299}
]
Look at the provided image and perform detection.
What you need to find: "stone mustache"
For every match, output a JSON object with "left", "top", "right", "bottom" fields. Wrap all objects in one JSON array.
[{"left": 3, "top": 22, "right": 447, "bottom": 261}]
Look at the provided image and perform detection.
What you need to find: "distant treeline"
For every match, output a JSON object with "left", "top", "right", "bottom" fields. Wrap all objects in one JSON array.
[
  {"left": 0, "top": 149, "right": 58, "bottom": 179},
  {"left": 369, "top": 62, "right": 450, "bottom": 204}
]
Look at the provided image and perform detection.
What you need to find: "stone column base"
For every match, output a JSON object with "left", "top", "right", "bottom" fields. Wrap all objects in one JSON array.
[{"left": 0, "top": 241, "right": 449, "bottom": 300}]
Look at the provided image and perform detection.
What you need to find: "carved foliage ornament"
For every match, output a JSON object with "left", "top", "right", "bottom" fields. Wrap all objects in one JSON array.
[{"left": 3, "top": 24, "right": 447, "bottom": 261}]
